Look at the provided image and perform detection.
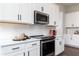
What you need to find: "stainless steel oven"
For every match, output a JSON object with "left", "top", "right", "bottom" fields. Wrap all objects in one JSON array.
[
  {"left": 30, "top": 35, "right": 55, "bottom": 56},
  {"left": 40, "top": 38, "right": 55, "bottom": 56}
]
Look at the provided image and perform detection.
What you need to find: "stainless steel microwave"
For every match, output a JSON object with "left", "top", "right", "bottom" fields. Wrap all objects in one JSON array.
[{"left": 34, "top": 10, "right": 49, "bottom": 24}]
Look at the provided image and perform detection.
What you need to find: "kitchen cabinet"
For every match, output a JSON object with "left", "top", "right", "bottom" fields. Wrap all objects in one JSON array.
[
  {"left": 37, "top": 3, "right": 60, "bottom": 26},
  {"left": 28, "top": 46, "right": 40, "bottom": 56},
  {"left": 0, "top": 4, "right": 41, "bottom": 24},
  {"left": 0, "top": 4, "right": 4, "bottom": 20},
  {"left": 65, "top": 12, "right": 79, "bottom": 27},
  {"left": 26, "top": 41, "right": 40, "bottom": 56},
  {"left": 65, "top": 13, "right": 75, "bottom": 27},
  {"left": 38, "top": 3, "right": 50, "bottom": 13},
  {"left": 55, "top": 36, "right": 64, "bottom": 55},
  {"left": 65, "top": 35, "right": 72, "bottom": 45},
  {"left": 0, "top": 40, "right": 40, "bottom": 56},
  {"left": 0, "top": 3, "right": 60, "bottom": 25},
  {"left": 65, "top": 35, "right": 79, "bottom": 47},
  {"left": 1, "top": 43, "right": 25, "bottom": 56},
  {"left": 48, "top": 4, "right": 59, "bottom": 26},
  {"left": 19, "top": 3, "right": 60, "bottom": 26},
  {"left": 0, "top": 4, "right": 42, "bottom": 24},
  {"left": 19, "top": 4, "right": 33, "bottom": 24},
  {"left": 19, "top": 4, "right": 41, "bottom": 24},
  {"left": 56, "top": 12, "right": 63, "bottom": 35},
  {"left": 55, "top": 6, "right": 64, "bottom": 55},
  {"left": 5, "top": 50, "right": 25, "bottom": 56},
  {"left": 1, "top": 4, "right": 20, "bottom": 21}
]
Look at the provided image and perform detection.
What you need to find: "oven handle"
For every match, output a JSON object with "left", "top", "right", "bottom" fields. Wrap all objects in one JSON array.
[{"left": 41, "top": 40, "right": 54, "bottom": 44}]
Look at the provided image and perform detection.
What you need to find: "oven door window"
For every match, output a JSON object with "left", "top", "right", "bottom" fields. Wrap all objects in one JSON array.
[{"left": 42, "top": 41, "right": 55, "bottom": 56}]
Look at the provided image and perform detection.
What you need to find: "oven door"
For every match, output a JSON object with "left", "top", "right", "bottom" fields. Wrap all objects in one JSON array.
[{"left": 40, "top": 40, "right": 55, "bottom": 56}]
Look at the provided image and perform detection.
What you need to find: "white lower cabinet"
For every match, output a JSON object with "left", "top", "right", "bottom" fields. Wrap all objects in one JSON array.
[
  {"left": 0, "top": 38, "right": 64, "bottom": 56},
  {"left": 5, "top": 50, "right": 24, "bottom": 56},
  {"left": 1, "top": 40, "right": 40, "bottom": 56},
  {"left": 55, "top": 37, "right": 64, "bottom": 55},
  {"left": 26, "top": 41, "right": 40, "bottom": 56},
  {"left": 28, "top": 46, "right": 40, "bottom": 56}
]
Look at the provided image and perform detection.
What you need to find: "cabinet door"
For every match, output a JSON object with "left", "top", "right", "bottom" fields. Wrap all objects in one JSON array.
[
  {"left": 0, "top": 4, "right": 4, "bottom": 20},
  {"left": 33, "top": 3, "right": 57, "bottom": 26},
  {"left": 28, "top": 46, "right": 40, "bottom": 56},
  {"left": 65, "top": 35, "right": 72, "bottom": 45},
  {"left": 60, "top": 37, "right": 64, "bottom": 53},
  {"left": 44, "top": 4, "right": 54, "bottom": 26},
  {"left": 5, "top": 51, "right": 24, "bottom": 56},
  {"left": 2, "top": 4, "right": 19, "bottom": 21},
  {"left": 39, "top": 3, "right": 48, "bottom": 13},
  {"left": 55, "top": 39, "right": 61, "bottom": 55},
  {"left": 48, "top": 4, "right": 59, "bottom": 26},
  {"left": 56, "top": 12, "right": 63, "bottom": 35},
  {"left": 54, "top": 4, "right": 60, "bottom": 26},
  {"left": 20, "top": 3, "right": 40, "bottom": 24},
  {"left": 65, "top": 12, "right": 79, "bottom": 27},
  {"left": 55, "top": 37, "right": 64, "bottom": 55},
  {"left": 65, "top": 13, "right": 74, "bottom": 27}
]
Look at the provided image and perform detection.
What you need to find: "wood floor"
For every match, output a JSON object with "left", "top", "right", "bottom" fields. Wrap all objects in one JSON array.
[{"left": 59, "top": 46, "right": 79, "bottom": 56}]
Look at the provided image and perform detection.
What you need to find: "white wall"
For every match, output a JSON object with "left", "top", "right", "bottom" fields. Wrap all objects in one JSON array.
[
  {"left": 0, "top": 23, "right": 55, "bottom": 40},
  {"left": 65, "top": 4, "right": 79, "bottom": 13}
]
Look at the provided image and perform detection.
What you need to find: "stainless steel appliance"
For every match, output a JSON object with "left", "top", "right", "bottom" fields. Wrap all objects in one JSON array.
[
  {"left": 34, "top": 10, "right": 49, "bottom": 24},
  {"left": 30, "top": 35, "right": 55, "bottom": 56},
  {"left": 40, "top": 37, "right": 55, "bottom": 56}
]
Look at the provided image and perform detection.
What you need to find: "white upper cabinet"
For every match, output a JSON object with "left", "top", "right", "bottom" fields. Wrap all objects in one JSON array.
[
  {"left": 20, "top": 4, "right": 40, "bottom": 24},
  {"left": 65, "top": 13, "right": 75, "bottom": 27},
  {"left": 0, "top": 3, "right": 60, "bottom": 25},
  {"left": 65, "top": 12, "right": 79, "bottom": 27},
  {"left": 0, "top": 4, "right": 4, "bottom": 20},
  {"left": 38, "top": 3, "right": 50, "bottom": 13},
  {"left": 56, "top": 12, "right": 63, "bottom": 35},
  {"left": 41, "top": 4, "right": 55, "bottom": 25},
  {"left": 36, "top": 3, "right": 60, "bottom": 26},
  {"left": 52, "top": 4, "right": 59, "bottom": 26},
  {"left": 48, "top": 4, "right": 59, "bottom": 26},
  {"left": 1, "top": 4, "right": 20, "bottom": 21}
]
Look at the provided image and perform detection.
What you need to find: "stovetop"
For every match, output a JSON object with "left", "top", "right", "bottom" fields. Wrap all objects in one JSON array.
[
  {"left": 30, "top": 35, "right": 44, "bottom": 38},
  {"left": 30, "top": 35, "right": 55, "bottom": 40}
]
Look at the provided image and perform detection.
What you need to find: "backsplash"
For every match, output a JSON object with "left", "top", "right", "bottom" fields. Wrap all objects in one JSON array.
[{"left": 0, "top": 23, "right": 55, "bottom": 39}]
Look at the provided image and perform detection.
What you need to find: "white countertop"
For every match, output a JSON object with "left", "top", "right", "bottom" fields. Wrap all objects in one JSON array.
[{"left": 0, "top": 38, "right": 41, "bottom": 47}]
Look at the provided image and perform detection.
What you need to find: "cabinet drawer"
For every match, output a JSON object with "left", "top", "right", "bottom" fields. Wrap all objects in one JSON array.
[
  {"left": 1, "top": 44, "right": 24, "bottom": 54},
  {"left": 27, "top": 41, "right": 40, "bottom": 49}
]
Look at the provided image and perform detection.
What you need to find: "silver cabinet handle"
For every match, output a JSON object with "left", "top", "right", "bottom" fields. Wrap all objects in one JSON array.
[
  {"left": 12, "top": 47, "right": 20, "bottom": 50},
  {"left": 23, "top": 52, "right": 25, "bottom": 56},
  {"left": 28, "top": 51, "right": 29, "bottom": 56},
  {"left": 59, "top": 41, "right": 62, "bottom": 45},
  {"left": 20, "top": 14, "right": 21, "bottom": 20},
  {"left": 32, "top": 43, "right": 37, "bottom": 46},
  {"left": 54, "top": 21, "right": 56, "bottom": 25},
  {"left": 70, "top": 38, "right": 72, "bottom": 40},
  {"left": 18, "top": 14, "right": 19, "bottom": 20},
  {"left": 41, "top": 7, "right": 44, "bottom": 11}
]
